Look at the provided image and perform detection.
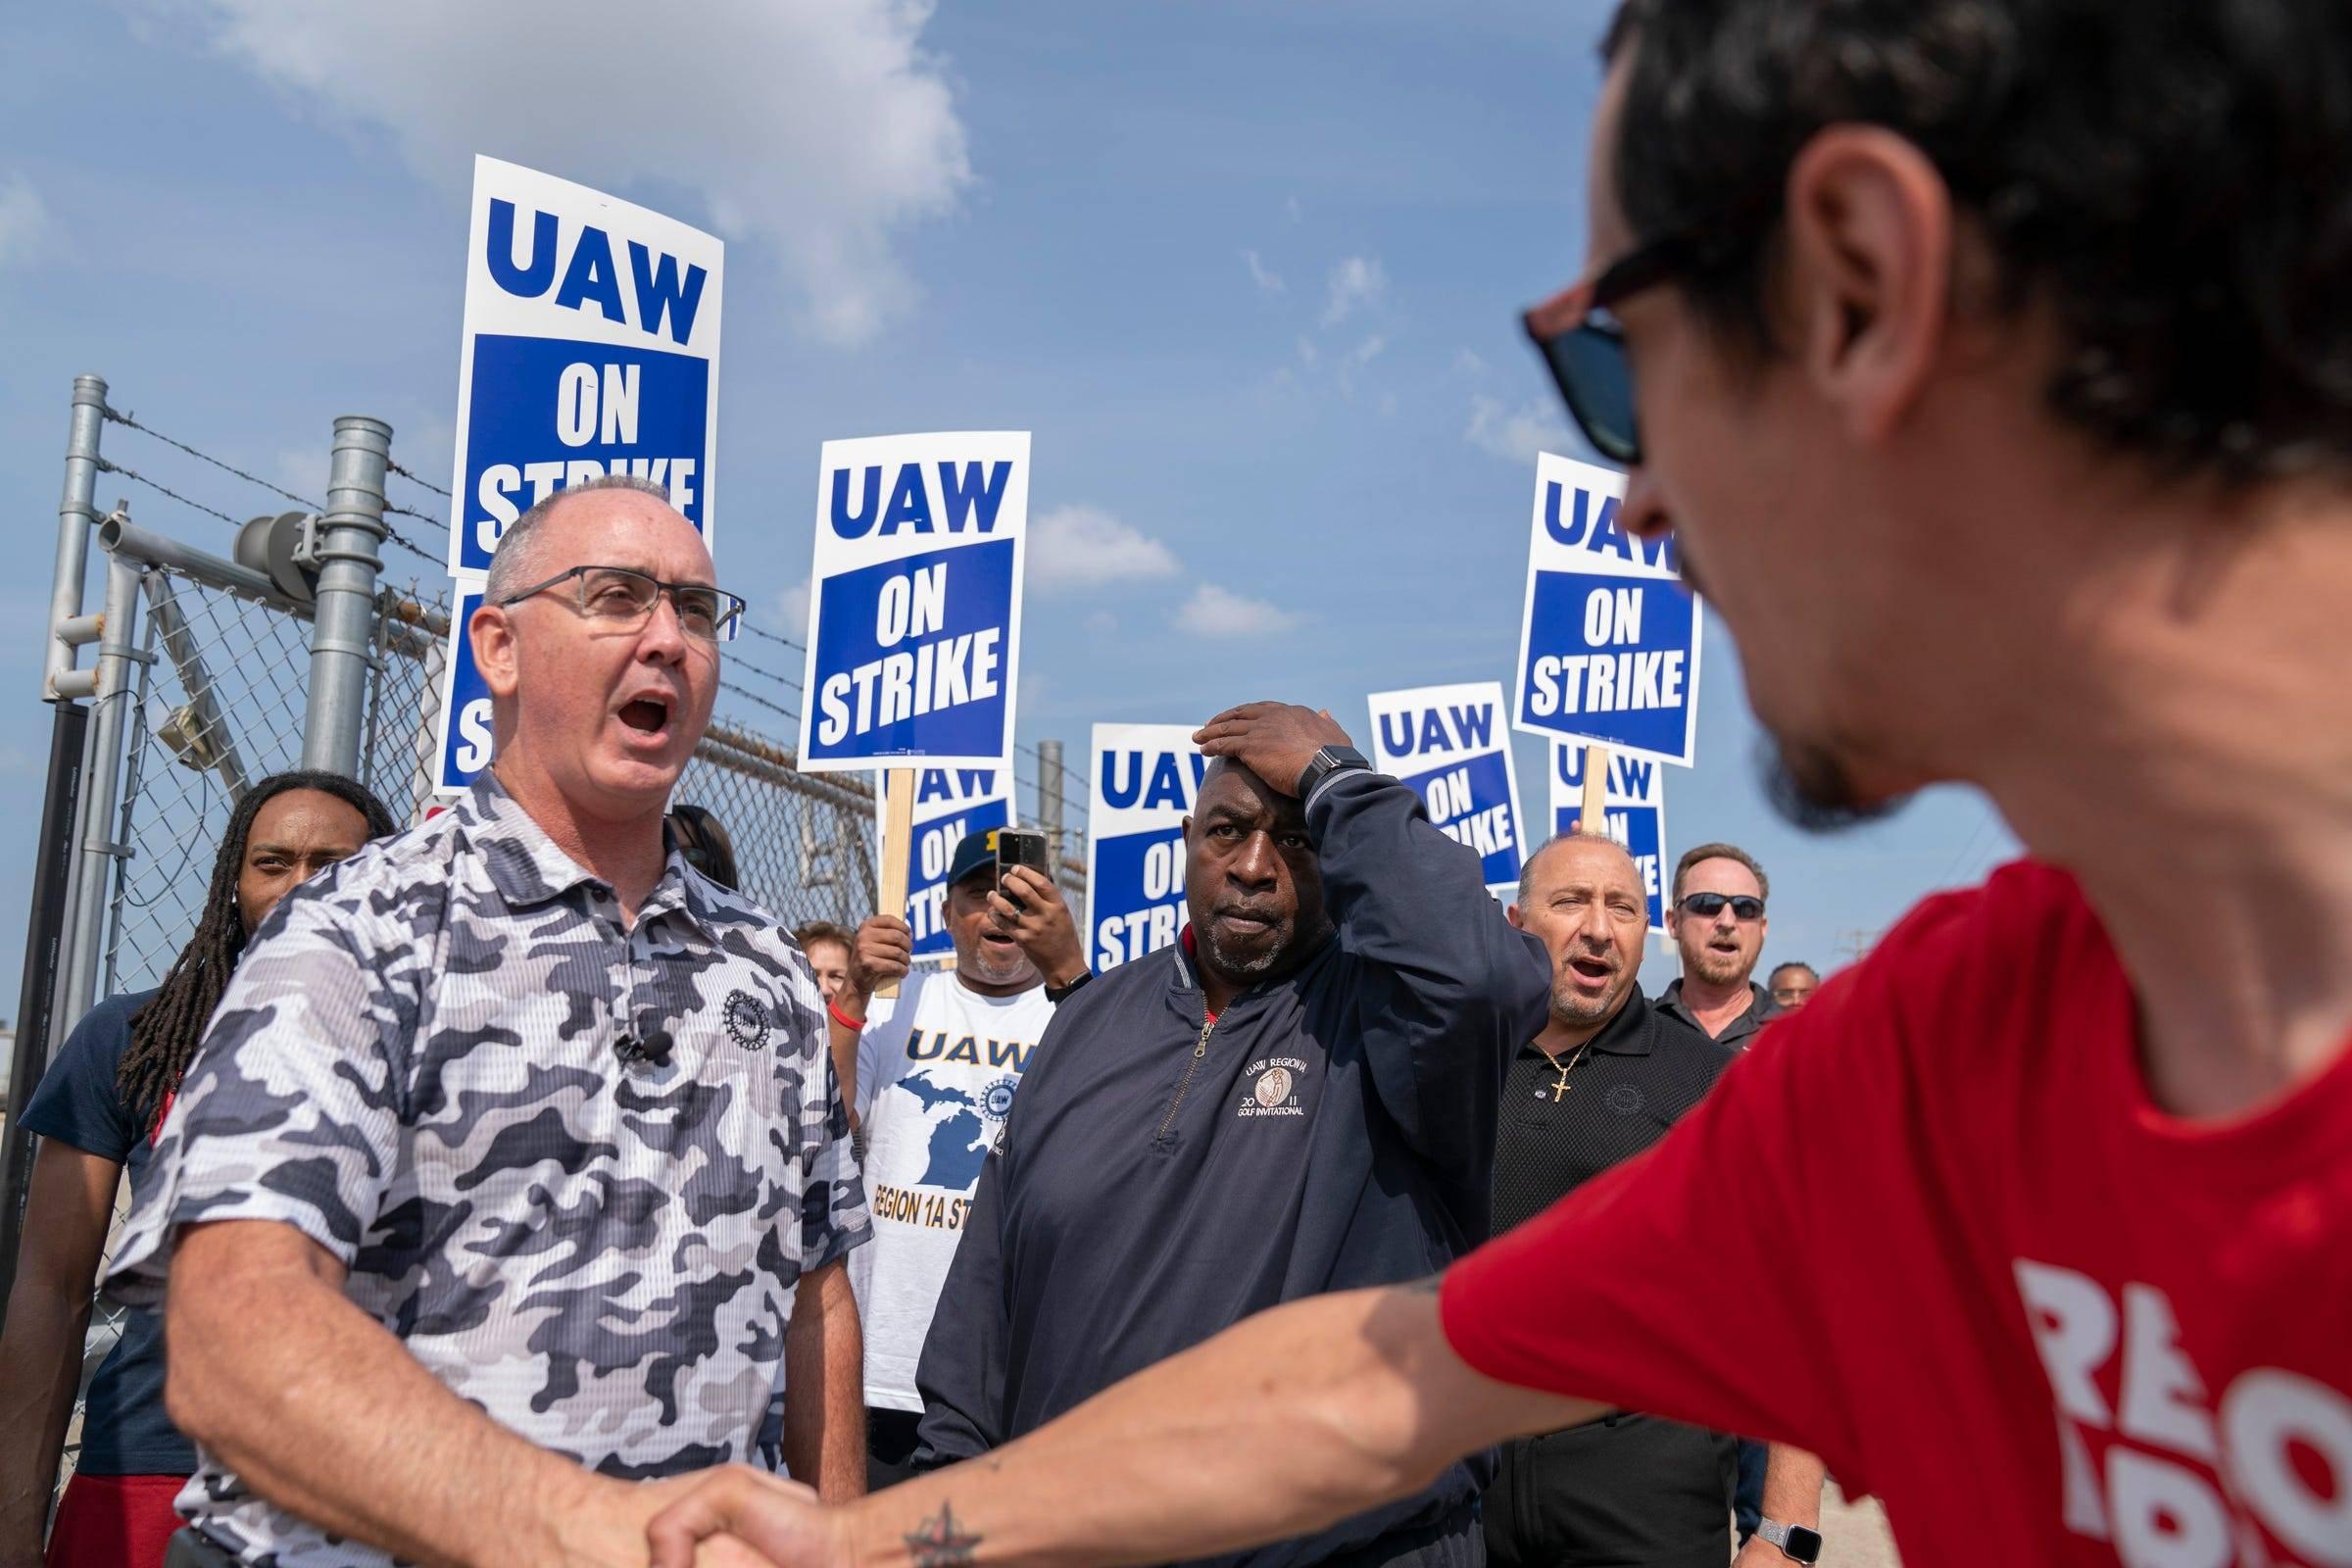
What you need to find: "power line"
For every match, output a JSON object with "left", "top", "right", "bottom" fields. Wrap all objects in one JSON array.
[{"left": 102, "top": 406, "right": 322, "bottom": 511}]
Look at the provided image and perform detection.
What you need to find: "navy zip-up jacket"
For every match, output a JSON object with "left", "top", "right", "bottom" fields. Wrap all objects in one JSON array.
[{"left": 913, "top": 767, "right": 1553, "bottom": 1567}]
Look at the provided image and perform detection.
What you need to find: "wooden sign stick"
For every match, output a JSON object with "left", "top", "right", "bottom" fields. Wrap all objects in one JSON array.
[
  {"left": 1579, "top": 743, "right": 1608, "bottom": 836},
  {"left": 875, "top": 766, "right": 916, "bottom": 1000}
]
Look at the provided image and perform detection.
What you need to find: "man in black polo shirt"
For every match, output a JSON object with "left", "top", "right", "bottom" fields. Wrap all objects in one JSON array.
[
  {"left": 1486, "top": 830, "right": 1737, "bottom": 1568},
  {"left": 1656, "top": 842, "right": 1779, "bottom": 1051}
]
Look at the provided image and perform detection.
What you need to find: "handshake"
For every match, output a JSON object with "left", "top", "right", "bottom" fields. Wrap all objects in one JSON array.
[{"left": 633, "top": 1468, "right": 868, "bottom": 1568}]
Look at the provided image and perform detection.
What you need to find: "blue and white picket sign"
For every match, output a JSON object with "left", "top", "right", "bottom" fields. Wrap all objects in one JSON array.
[
  {"left": 798, "top": 433, "right": 1030, "bottom": 774},
  {"left": 445, "top": 156, "right": 724, "bottom": 575},
  {"left": 433, "top": 587, "right": 493, "bottom": 794},
  {"left": 1085, "top": 723, "right": 1204, "bottom": 972},
  {"left": 1551, "top": 743, "right": 1669, "bottom": 933},
  {"left": 1512, "top": 454, "right": 1702, "bottom": 766},
  {"left": 880, "top": 766, "right": 1013, "bottom": 961},
  {"left": 1366, "top": 681, "right": 1525, "bottom": 900}
]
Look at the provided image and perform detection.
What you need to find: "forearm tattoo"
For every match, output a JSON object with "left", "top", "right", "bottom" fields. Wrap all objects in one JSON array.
[{"left": 906, "top": 1502, "right": 983, "bottom": 1567}]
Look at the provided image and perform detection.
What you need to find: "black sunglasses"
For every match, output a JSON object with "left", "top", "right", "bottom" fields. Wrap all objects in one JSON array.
[
  {"left": 1520, "top": 216, "right": 1762, "bottom": 466},
  {"left": 1678, "top": 891, "right": 1765, "bottom": 921}
]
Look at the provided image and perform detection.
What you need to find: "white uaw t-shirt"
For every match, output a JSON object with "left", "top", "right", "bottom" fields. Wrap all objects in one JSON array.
[{"left": 853, "top": 966, "right": 1054, "bottom": 1411}]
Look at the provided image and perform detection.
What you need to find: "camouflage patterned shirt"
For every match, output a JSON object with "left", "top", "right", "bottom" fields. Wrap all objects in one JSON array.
[{"left": 105, "top": 773, "right": 869, "bottom": 1566}]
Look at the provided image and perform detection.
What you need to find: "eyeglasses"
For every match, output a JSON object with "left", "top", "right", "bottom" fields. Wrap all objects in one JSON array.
[
  {"left": 498, "top": 564, "right": 745, "bottom": 644},
  {"left": 1678, "top": 892, "right": 1765, "bottom": 921},
  {"left": 1520, "top": 218, "right": 1758, "bottom": 467}
]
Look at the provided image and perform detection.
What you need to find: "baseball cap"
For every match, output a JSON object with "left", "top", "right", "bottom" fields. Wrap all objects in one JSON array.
[{"left": 945, "top": 826, "right": 1006, "bottom": 891}]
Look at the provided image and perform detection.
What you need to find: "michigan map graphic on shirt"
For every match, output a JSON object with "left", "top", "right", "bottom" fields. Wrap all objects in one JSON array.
[{"left": 891, "top": 1071, "right": 991, "bottom": 1191}]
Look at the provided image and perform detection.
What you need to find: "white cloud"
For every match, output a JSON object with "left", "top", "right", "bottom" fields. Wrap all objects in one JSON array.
[
  {"left": 1082, "top": 609, "right": 1117, "bottom": 636},
  {"left": 1296, "top": 336, "right": 1319, "bottom": 368},
  {"left": 1285, "top": 195, "right": 1304, "bottom": 225},
  {"left": 1465, "top": 394, "right": 1573, "bottom": 466},
  {"left": 1027, "top": 505, "right": 1181, "bottom": 593},
  {"left": 1172, "top": 582, "right": 1306, "bottom": 638},
  {"left": 1321, "top": 255, "right": 1387, "bottom": 326},
  {"left": 1336, "top": 334, "right": 1386, "bottom": 398},
  {"left": 1240, "top": 248, "right": 1284, "bottom": 294},
  {"left": 0, "top": 174, "right": 51, "bottom": 270},
  {"left": 773, "top": 575, "right": 814, "bottom": 641},
  {"left": 147, "top": 0, "right": 971, "bottom": 344}
]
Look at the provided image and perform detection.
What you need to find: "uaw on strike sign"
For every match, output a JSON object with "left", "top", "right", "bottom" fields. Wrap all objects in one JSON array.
[
  {"left": 1551, "top": 744, "right": 1668, "bottom": 933},
  {"left": 446, "top": 156, "right": 722, "bottom": 574},
  {"left": 797, "top": 433, "right": 1029, "bottom": 773},
  {"left": 1086, "top": 723, "right": 1203, "bottom": 971},
  {"left": 434, "top": 157, "right": 723, "bottom": 793},
  {"left": 1513, "top": 454, "right": 1701, "bottom": 767},
  {"left": 883, "top": 766, "right": 1013, "bottom": 961},
  {"left": 1366, "top": 682, "right": 1524, "bottom": 900}
]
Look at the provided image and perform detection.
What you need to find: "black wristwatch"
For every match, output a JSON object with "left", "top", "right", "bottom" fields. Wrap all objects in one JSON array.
[
  {"left": 1756, "top": 1520, "right": 1823, "bottom": 1564},
  {"left": 1043, "top": 969, "right": 1094, "bottom": 1005},
  {"left": 1295, "top": 744, "right": 1371, "bottom": 802}
]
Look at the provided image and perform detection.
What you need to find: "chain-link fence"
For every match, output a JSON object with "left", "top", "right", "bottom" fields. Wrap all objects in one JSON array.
[
  {"left": 102, "top": 571, "right": 933, "bottom": 993},
  {"left": 20, "top": 395, "right": 1090, "bottom": 1513}
]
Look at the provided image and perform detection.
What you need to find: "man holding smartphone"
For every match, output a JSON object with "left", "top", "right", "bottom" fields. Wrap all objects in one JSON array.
[{"left": 825, "top": 829, "right": 1088, "bottom": 1491}]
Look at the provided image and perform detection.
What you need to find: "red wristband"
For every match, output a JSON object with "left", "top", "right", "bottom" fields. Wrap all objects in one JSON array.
[{"left": 827, "top": 997, "right": 867, "bottom": 1033}]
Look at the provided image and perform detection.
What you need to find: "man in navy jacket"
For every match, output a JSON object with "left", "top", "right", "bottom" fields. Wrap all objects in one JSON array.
[{"left": 912, "top": 702, "right": 1551, "bottom": 1567}]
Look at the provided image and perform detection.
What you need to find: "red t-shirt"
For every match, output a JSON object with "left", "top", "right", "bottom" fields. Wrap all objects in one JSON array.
[{"left": 1441, "top": 861, "right": 2352, "bottom": 1564}]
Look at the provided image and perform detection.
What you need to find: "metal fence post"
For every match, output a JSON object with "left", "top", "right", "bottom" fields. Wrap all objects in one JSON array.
[
  {"left": 45, "top": 375, "right": 108, "bottom": 704},
  {"left": 57, "top": 553, "right": 144, "bottom": 1031},
  {"left": 300, "top": 416, "right": 391, "bottom": 776},
  {"left": 1036, "top": 739, "right": 1065, "bottom": 875}
]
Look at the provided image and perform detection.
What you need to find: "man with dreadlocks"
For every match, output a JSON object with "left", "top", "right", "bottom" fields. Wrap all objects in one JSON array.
[
  {"left": 103, "top": 474, "right": 869, "bottom": 1568},
  {"left": 0, "top": 770, "right": 393, "bottom": 1568}
]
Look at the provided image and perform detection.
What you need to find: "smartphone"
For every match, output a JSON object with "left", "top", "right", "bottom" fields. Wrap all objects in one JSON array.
[{"left": 995, "top": 828, "right": 1052, "bottom": 906}]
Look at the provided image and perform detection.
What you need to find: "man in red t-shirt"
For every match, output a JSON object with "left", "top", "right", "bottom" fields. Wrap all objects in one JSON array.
[{"left": 649, "top": 4, "right": 2352, "bottom": 1563}]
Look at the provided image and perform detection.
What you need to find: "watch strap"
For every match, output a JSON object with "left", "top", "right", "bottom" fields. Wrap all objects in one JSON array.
[
  {"left": 1043, "top": 969, "right": 1094, "bottom": 1005},
  {"left": 1296, "top": 745, "right": 1370, "bottom": 804},
  {"left": 1756, "top": 1520, "right": 1822, "bottom": 1564}
]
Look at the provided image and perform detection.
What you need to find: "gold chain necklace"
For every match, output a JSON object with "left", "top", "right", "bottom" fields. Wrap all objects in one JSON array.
[{"left": 1536, "top": 1040, "right": 1593, "bottom": 1102}]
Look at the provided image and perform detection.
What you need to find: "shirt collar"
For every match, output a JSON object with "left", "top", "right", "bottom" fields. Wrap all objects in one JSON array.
[
  {"left": 1520, "top": 979, "right": 1654, "bottom": 1059},
  {"left": 1657, "top": 977, "right": 1778, "bottom": 1040},
  {"left": 458, "top": 772, "right": 717, "bottom": 936}
]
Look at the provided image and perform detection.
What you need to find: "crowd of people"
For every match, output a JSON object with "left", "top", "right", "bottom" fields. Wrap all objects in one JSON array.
[
  {"left": 0, "top": 467, "right": 1838, "bottom": 1568},
  {"left": 7, "top": 0, "right": 2352, "bottom": 1563}
]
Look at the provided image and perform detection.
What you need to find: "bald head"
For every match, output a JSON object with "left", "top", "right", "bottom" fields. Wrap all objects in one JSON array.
[{"left": 1517, "top": 828, "right": 1642, "bottom": 909}]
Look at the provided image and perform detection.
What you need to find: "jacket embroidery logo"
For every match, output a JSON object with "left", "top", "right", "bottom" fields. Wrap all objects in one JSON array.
[{"left": 1239, "top": 1056, "right": 1307, "bottom": 1119}]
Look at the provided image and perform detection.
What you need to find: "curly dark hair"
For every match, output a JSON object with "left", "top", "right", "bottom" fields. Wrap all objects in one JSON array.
[
  {"left": 117, "top": 770, "right": 398, "bottom": 1131},
  {"left": 1603, "top": 0, "right": 2352, "bottom": 479}
]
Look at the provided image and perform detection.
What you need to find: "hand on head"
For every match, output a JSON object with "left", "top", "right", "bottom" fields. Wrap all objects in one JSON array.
[{"left": 1193, "top": 702, "right": 1353, "bottom": 799}]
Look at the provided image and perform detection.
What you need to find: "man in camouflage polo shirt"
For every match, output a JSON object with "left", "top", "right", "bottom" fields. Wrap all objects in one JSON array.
[{"left": 106, "top": 475, "right": 869, "bottom": 1567}]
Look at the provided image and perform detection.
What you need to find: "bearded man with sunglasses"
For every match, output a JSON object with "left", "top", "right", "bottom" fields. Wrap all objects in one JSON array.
[
  {"left": 1656, "top": 844, "right": 1779, "bottom": 1054},
  {"left": 653, "top": 3, "right": 2352, "bottom": 1562},
  {"left": 107, "top": 475, "right": 868, "bottom": 1568}
]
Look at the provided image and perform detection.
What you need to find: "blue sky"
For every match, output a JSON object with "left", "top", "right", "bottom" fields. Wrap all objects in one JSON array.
[{"left": 0, "top": 0, "right": 2014, "bottom": 1015}]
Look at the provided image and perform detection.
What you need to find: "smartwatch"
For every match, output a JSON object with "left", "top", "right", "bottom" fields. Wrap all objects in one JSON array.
[
  {"left": 1043, "top": 969, "right": 1094, "bottom": 1005},
  {"left": 1756, "top": 1520, "right": 1823, "bottom": 1564},
  {"left": 1295, "top": 744, "right": 1371, "bottom": 803}
]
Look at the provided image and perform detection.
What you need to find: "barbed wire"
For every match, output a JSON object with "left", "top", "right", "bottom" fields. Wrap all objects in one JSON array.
[
  {"left": 742, "top": 621, "right": 807, "bottom": 656},
  {"left": 724, "top": 650, "right": 804, "bottom": 696},
  {"left": 387, "top": 458, "right": 452, "bottom": 498},
  {"left": 98, "top": 460, "right": 242, "bottom": 527},
  {"left": 1014, "top": 739, "right": 1090, "bottom": 800},
  {"left": 717, "top": 681, "right": 800, "bottom": 728},
  {"left": 102, "top": 407, "right": 322, "bottom": 511}
]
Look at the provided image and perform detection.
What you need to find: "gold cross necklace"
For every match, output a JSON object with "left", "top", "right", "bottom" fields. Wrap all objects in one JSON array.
[{"left": 1536, "top": 1040, "right": 1593, "bottom": 1102}]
